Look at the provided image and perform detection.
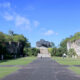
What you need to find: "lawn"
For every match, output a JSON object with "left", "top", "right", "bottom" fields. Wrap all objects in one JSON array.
[
  {"left": 69, "top": 67, "right": 80, "bottom": 75},
  {"left": 0, "top": 57, "right": 36, "bottom": 79},
  {"left": 53, "top": 57, "right": 80, "bottom": 75},
  {"left": 0, "top": 57, "right": 36, "bottom": 65},
  {"left": 53, "top": 57, "right": 80, "bottom": 65},
  {"left": 0, "top": 67, "right": 19, "bottom": 79}
]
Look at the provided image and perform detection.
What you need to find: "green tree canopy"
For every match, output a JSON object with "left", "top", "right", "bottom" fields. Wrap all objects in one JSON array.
[
  {"left": 0, "top": 32, "right": 5, "bottom": 42},
  {"left": 5, "top": 35, "right": 13, "bottom": 42},
  {"left": 13, "top": 35, "right": 27, "bottom": 43},
  {"left": 69, "top": 32, "right": 80, "bottom": 42},
  {"left": 59, "top": 38, "right": 69, "bottom": 54}
]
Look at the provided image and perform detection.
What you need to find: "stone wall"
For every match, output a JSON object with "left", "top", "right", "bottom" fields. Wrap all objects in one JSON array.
[{"left": 67, "top": 39, "right": 80, "bottom": 56}]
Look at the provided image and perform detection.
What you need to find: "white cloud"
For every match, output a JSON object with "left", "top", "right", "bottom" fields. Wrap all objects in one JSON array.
[
  {"left": 33, "top": 20, "right": 40, "bottom": 27},
  {"left": 0, "top": 2, "right": 11, "bottom": 8},
  {"left": 15, "top": 15, "right": 31, "bottom": 31},
  {"left": 3, "top": 12, "right": 14, "bottom": 21},
  {"left": 0, "top": 2, "right": 39, "bottom": 32},
  {"left": 44, "top": 30, "right": 54, "bottom": 36},
  {"left": 44, "top": 30, "right": 58, "bottom": 36},
  {"left": 3, "top": 12, "right": 31, "bottom": 31},
  {"left": 15, "top": 15, "right": 30, "bottom": 26}
]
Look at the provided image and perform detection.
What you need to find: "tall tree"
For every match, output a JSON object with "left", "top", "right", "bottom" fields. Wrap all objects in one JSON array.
[{"left": 59, "top": 38, "right": 69, "bottom": 55}]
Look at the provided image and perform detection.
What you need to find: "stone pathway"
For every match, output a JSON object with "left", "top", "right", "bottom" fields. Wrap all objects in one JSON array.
[{"left": 1, "top": 58, "right": 80, "bottom": 80}]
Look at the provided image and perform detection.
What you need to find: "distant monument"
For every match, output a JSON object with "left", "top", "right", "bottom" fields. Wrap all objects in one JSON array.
[
  {"left": 67, "top": 39, "right": 80, "bottom": 56},
  {"left": 36, "top": 39, "right": 51, "bottom": 57},
  {"left": 36, "top": 39, "right": 51, "bottom": 47}
]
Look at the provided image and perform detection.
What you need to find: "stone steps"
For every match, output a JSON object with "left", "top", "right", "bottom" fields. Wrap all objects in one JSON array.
[{"left": 37, "top": 53, "right": 51, "bottom": 57}]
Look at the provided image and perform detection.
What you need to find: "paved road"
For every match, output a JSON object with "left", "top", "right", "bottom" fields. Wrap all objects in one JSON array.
[{"left": 2, "top": 58, "right": 80, "bottom": 80}]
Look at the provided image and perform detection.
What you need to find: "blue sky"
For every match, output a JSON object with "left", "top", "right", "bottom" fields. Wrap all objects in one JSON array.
[{"left": 0, "top": 0, "right": 80, "bottom": 47}]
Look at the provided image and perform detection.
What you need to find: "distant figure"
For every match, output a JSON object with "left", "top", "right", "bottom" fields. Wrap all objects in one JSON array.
[{"left": 63, "top": 53, "right": 66, "bottom": 59}]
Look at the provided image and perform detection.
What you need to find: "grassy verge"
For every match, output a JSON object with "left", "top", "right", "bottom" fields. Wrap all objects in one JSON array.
[
  {"left": 53, "top": 57, "right": 80, "bottom": 65},
  {"left": 0, "top": 57, "right": 36, "bottom": 79},
  {"left": 68, "top": 67, "right": 80, "bottom": 75},
  {"left": 0, "top": 67, "right": 19, "bottom": 79},
  {"left": 0, "top": 57, "right": 36, "bottom": 65}
]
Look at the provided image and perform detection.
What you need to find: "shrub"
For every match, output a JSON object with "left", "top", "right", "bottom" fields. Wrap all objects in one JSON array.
[
  {"left": 56, "top": 48, "right": 63, "bottom": 56},
  {"left": 48, "top": 48, "right": 57, "bottom": 56},
  {"left": 32, "top": 48, "right": 39, "bottom": 56},
  {"left": 24, "top": 48, "right": 39, "bottom": 56},
  {"left": 68, "top": 48, "right": 77, "bottom": 57}
]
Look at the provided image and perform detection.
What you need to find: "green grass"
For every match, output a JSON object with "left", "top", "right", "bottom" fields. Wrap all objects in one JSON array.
[
  {"left": 53, "top": 57, "right": 80, "bottom": 65},
  {"left": 0, "top": 57, "right": 36, "bottom": 65},
  {"left": 0, "top": 57, "right": 36, "bottom": 79},
  {"left": 53, "top": 57, "right": 80, "bottom": 75},
  {"left": 0, "top": 67, "right": 19, "bottom": 79},
  {"left": 69, "top": 67, "right": 80, "bottom": 75}
]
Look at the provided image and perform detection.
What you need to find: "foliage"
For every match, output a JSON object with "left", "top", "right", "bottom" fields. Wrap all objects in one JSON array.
[
  {"left": 25, "top": 42, "right": 31, "bottom": 48},
  {"left": 0, "top": 32, "right": 5, "bottom": 42},
  {"left": 0, "top": 31, "right": 29, "bottom": 44},
  {"left": 13, "top": 35, "right": 27, "bottom": 43},
  {"left": 56, "top": 48, "right": 64, "bottom": 56},
  {"left": 60, "top": 38, "right": 69, "bottom": 54},
  {"left": 56, "top": 38, "right": 69, "bottom": 56},
  {"left": 5, "top": 35, "right": 13, "bottom": 42},
  {"left": 69, "top": 32, "right": 80, "bottom": 42},
  {"left": 68, "top": 48, "right": 77, "bottom": 57},
  {"left": 48, "top": 48, "right": 57, "bottom": 56},
  {"left": 48, "top": 48, "right": 53, "bottom": 54},
  {"left": 0, "top": 31, "right": 31, "bottom": 59},
  {"left": 71, "top": 32, "right": 80, "bottom": 41},
  {"left": 24, "top": 48, "right": 32, "bottom": 56},
  {"left": 24, "top": 48, "right": 39, "bottom": 56},
  {"left": 32, "top": 48, "right": 39, "bottom": 56}
]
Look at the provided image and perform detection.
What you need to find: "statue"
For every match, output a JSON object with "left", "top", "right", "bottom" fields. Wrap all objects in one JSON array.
[{"left": 36, "top": 39, "right": 51, "bottom": 48}]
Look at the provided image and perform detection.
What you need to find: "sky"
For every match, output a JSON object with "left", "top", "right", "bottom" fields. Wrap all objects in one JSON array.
[{"left": 0, "top": 0, "right": 80, "bottom": 47}]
